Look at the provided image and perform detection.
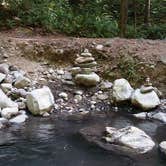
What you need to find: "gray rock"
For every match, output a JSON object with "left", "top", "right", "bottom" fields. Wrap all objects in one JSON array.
[
  {"left": 70, "top": 67, "right": 81, "bottom": 76},
  {"left": 0, "top": 83, "right": 12, "bottom": 93},
  {"left": 59, "top": 92, "right": 68, "bottom": 100},
  {"left": 140, "top": 86, "right": 154, "bottom": 93},
  {"left": 26, "top": 86, "right": 54, "bottom": 115},
  {"left": 14, "top": 76, "right": 31, "bottom": 88},
  {"left": 76, "top": 61, "right": 97, "bottom": 68},
  {"left": 1, "top": 107, "right": 19, "bottom": 119},
  {"left": 105, "top": 126, "right": 155, "bottom": 154},
  {"left": 131, "top": 89, "right": 160, "bottom": 110},
  {"left": 113, "top": 78, "right": 134, "bottom": 102},
  {"left": 100, "top": 81, "right": 113, "bottom": 90},
  {"left": 159, "top": 141, "right": 166, "bottom": 155},
  {"left": 0, "top": 73, "right": 6, "bottom": 82},
  {"left": 148, "top": 112, "right": 166, "bottom": 123},
  {"left": 75, "top": 72, "right": 100, "bottom": 86},
  {"left": 133, "top": 112, "right": 147, "bottom": 120},
  {"left": 75, "top": 57, "right": 95, "bottom": 64},
  {"left": 0, "top": 63, "right": 9, "bottom": 74},
  {"left": 0, "top": 89, "right": 18, "bottom": 108},
  {"left": 95, "top": 44, "right": 104, "bottom": 50},
  {"left": 80, "top": 49, "right": 92, "bottom": 57},
  {"left": 97, "top": 94, "right": 109, "bottom": 100}
]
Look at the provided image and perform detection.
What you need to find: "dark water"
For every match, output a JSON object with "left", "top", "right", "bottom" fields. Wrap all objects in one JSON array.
[{"left": 0, "top": 112, "right": 165, "bottom": 166}]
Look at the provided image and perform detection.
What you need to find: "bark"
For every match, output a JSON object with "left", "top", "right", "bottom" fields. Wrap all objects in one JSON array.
[
  {"left": 119, "top": 0, "right": 128, "bottom": 37},
  {"left": 144, "top": 0, "right": 151, "bottom": 26}
]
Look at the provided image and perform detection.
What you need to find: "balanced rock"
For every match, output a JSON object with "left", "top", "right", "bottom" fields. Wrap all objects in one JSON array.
[
  {"left": 105, "top": 126, "right": 155, "bottom": 154},
  {"left": 26, "top": 86, "right": 54, "bottom": 115},
  {"left": 113, "top": 78, "right": 134, "bottom": 102},
  {"left": 131, "top": 89, "right": 160, "bottom": 110},
  {"left": 75, "top": 73, "right": 100, "bottom": 86},
  {"left": 73, "top": 49, "right": 100, "bottom": 86}
]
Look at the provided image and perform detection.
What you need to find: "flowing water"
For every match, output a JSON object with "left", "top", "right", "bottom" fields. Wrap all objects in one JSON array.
[{"left": 0, "top": 112, "right": 165, "bottom": 166}]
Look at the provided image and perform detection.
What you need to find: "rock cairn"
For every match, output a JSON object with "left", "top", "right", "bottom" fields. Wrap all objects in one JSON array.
[{"left": 71, "top": 49, "right": 100, "bottom": 86}]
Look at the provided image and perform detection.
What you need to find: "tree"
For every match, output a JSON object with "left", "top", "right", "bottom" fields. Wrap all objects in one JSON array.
[
  {"left": 144, "top": 0, "right": 151, "bottom": 26},
  {"left": 119, "top": 0, "right": 128, "bottom": 37}
]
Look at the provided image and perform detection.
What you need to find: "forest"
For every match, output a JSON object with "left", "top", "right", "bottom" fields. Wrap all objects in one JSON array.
[{"left": 0, "top": 0, "right": 165, "bottom": 39}]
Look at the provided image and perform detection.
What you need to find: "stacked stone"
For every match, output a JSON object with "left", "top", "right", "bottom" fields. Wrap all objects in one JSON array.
[{"left": 71, "top": 49, "right": 100, "bottom": 86}]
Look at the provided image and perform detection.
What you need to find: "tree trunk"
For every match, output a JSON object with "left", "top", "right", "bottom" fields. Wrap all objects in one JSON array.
[
  {"left": 144, "top": 0, "right": 151, "bottom": 26},
  {"left": 119, "top": 0, "right": 128, "bottom": 37},
  {"left": 133, "top": 0, "right": 137, "bottom": 34}
]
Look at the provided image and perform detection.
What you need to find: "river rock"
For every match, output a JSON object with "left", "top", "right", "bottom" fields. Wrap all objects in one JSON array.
[
  {"left": 0, "top": 73, "right": 6, "bottom": 82},
  {"left": 1, "top": 107, "right": 19, "bottom": 119},
  {"left": 105, "top": 126, "right": 155, "bottom": 154},
  {"left": 76, "top": 61, "right": 97, "bottom": 68},
  {"left": 75, "top": 57, "right": 95, "bottom": 64},
  {"left": 0, "top": 83, "right": 12, "bottom": 93},
  {"left": 159, "top": 141, "right": 166, "bottom": 156},
  {"left": 80, "top": 49, "right": 92, "bottom": 57},
  {"left": 26, "top": 86, "right": 55, "bottom": 115},
  {"left": 14, "top": 76, "right": 31, "bottom": 88},
  {"left": 0, "top": 63, "right": 9, "bottom": 74},
  {"left": 9, "top": 114, "right": 28, "bottom": 123},
  {"left": 0, "top": 89, "right": 18, "bottom": 108},
  {"left": 131, "top": 89, "right": 160, "bottom": 110},
  {"left": 148, "top": 112, "right": 166, "bottom": 123},
  {"left": 113, "top": 78, "right": 134, "bottom": 102},
  {"left": 133, "top": 112, "right": 147, "bottom": 120},
  {"left": 75, "top": 73, "right": 100, "bottom": 86}
]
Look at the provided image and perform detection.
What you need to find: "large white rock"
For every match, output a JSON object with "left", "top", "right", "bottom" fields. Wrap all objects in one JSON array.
[
  {"left": 159, "top": 141, "right": 166, "bottom": 156},
  {"left": 9, "top": 114, "right": 28, "bottom": 123},
  {"left": 105, "top": 126, "right": 155, "bottom": 154},
  {"left": 26, "top": 86, "right": 55, "bottom": 115},
  {"left": 131, "top": 89, "right": 160, "bottom": 110},
  {"left": 0, "top": 89, "right": 18, "bottom": 108},
  {"left": 148, "top": 112, "right": 166, "bottom": 123},
  {"left": 1, "top": 107, "right": 19, "bottom": 119},
  {"left": 113, "top": 78, "right": 134, "bottom": 102},
  {"left": 75, "top": 72, "right": 100, "bottom": 86}
]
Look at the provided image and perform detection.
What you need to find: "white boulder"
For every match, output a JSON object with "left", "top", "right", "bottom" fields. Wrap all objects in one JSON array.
[
  {"left": 75, "top": 72, "right": 100, "bottom": 86},
  {"left": 0, "top": 73, "right": 6, "bottom": 82},
  {"left": 105, "top": 126, "right": 155, "bottom": 154},
  {"left": 1, "top": 107, "right": 19, "bottom": 119},
  {"left": 0, "top": 89, "right": 18, "bottom": 108},
  {"left": 26, "top": 86, "right": 55, "bottom": 115},
  {"left": 131, "top": 89, "right": 160, "bottom": 110},
  {"left": 113, "top": 78, "right": 134, "bottom": 102},
  {"left": 148, "top": 112, "right": 166, "bottom": 123}
]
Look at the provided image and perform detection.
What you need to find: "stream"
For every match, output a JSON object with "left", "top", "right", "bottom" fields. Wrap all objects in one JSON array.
[{"left": 0, "top": 110, "right": 165, "bottom": 166}]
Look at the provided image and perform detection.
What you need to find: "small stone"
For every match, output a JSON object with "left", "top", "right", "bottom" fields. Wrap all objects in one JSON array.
[
  {"left": 0, "top": 73, "right": 6, "bottom": 82},
  {"left": 59, "top": 92, "right": 68, "bottom": 100},
  {"left": 97, "top": 94, "right": 109, "bottom": 100},
  {"left": 14, "top": 76, "right": 31, "bottom": 88},
  {"left": 75, "top": 57, "right": 95, "bottom": 64},
  {"left": 63, "top": 72, "right": 72, "bottom": 80},
  {"left": 42, "top": 112, "right": 50, "bottom": 117},
  {"left": 70, "top": 67, "right": 81, "bottom": 76},
  {"left": 74, "top": 95, "right": 82, "bottom": 101},
  {"left": 0, "top": 63, "right": 9, "bottom": 74},
  {"left": 140, "top": 86, "right": 154, "bottom": 93},
  {"left": 133, "top": 112, "right": 147, "bottom": 120},
  {"left": 81, "top": 49, "right": 92, "bottom": 57},
  {"left": 100, "top": 81, "right": 113, "bottom": 90},
  {"left": 96, "top": 44, "right": 104, "bottom": 50},
  {"left": 74, "top": 90, "right": 83, "bottom": 95},
  {"left": 57, "top": 69, "right": 64, "bottom": 75},
  {"left": 76, "top": 61, "right": 97, "bottom": 68}
]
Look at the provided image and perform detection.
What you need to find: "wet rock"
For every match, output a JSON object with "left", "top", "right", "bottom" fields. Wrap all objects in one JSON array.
[
  {"left": 14, "top": 76, "right": 31, "bottom": 88},
  {"left": 0, "top": 89, "right": 18, "bottom": 108},
  {"left": 9, "top": 114, "right": 28, "bottom": 123},
  {"left": 113, "top": 78, "right": 134, "bottom": 102},
  {"left": 26, "top": 86, "right": 54, "bottom": 115},
  {"left": 1, "top": 107, "right": 19, "bottom": 119},
  {"left": 0, "top": 73, "right": 6, "bottom": 82},
  {"left": 133, "top": 112, "right": 147, "bottom": 120},
  {"left": 148, "top": 112, "right": 166, "bottom": 123},
  {"left": 159, "top": 141, "right": 166, "bottom": 156},
  {"left": 131, "top": 89, "right": 160, "bottom": 110},
  {"left": 75, "top": 73, "right": 100, "bottom": 86},
  {"left": 105, "top": 126, "right": 155, "bottom": 154}
]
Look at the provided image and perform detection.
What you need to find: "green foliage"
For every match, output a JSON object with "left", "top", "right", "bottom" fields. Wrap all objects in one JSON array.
[{"left": 0, "top": 0, "right": 165, "bottom": 39}]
